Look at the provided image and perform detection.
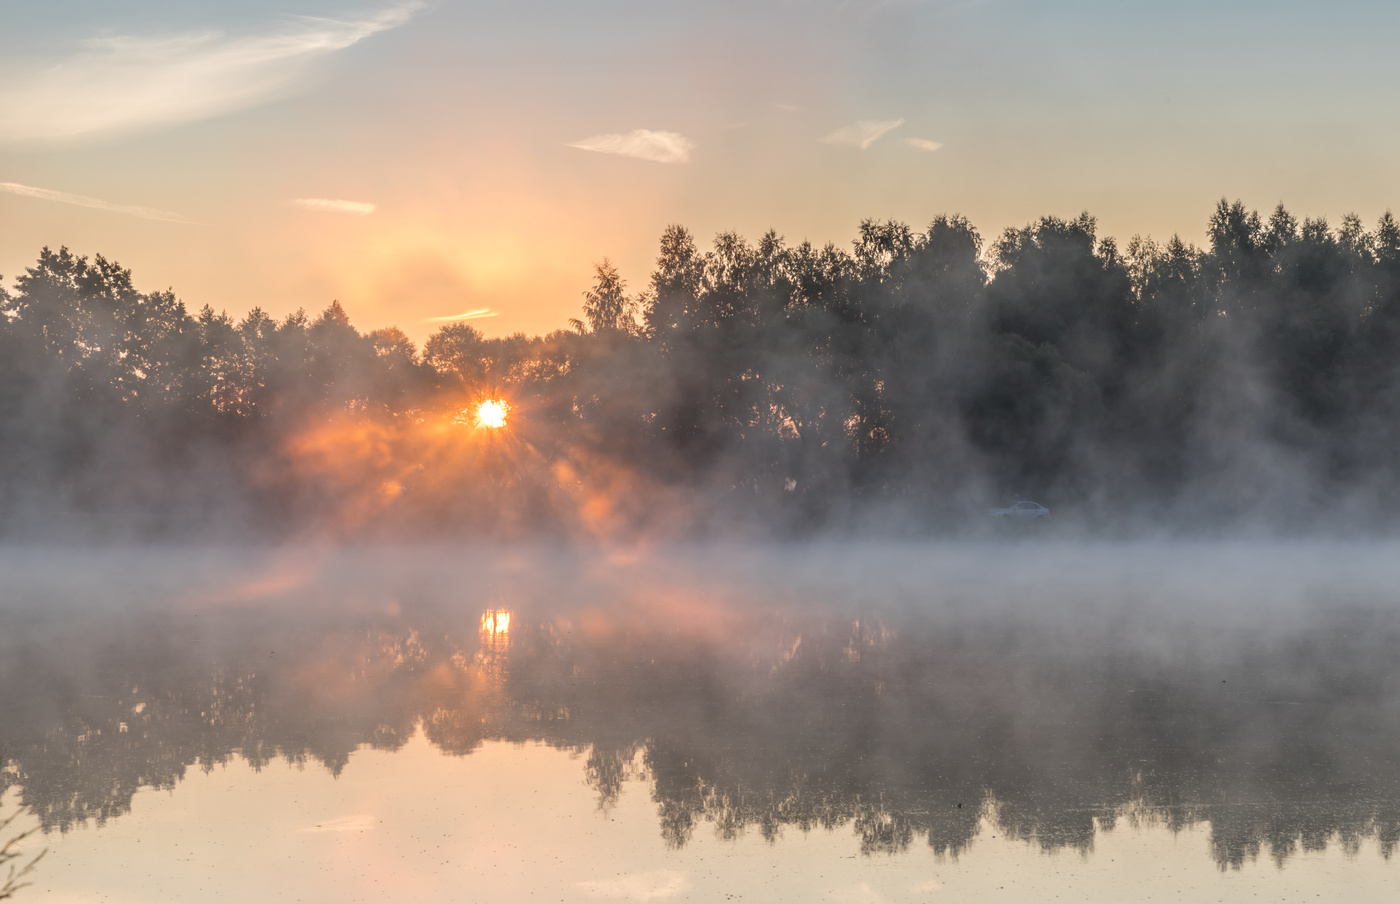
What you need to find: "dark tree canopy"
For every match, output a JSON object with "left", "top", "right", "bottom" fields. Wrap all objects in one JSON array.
[{"left": 4, "top": 199, "right": 1400, "bottom": 538}]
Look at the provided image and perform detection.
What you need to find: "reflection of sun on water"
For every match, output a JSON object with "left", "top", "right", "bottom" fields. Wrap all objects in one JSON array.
[
  {"left": 476, "top": 399, "right": 509, "bottom": 429},
  {"left": 481, "top": 609, "right": 511, "bottom": 637},
  {"left": 480, "top": 608, "right": 511, "bottom": 656}
]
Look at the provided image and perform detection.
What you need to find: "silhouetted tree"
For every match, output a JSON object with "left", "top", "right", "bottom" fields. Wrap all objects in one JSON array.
[{"left": 578, "top": 258, "right": 637, "bottom": 335}]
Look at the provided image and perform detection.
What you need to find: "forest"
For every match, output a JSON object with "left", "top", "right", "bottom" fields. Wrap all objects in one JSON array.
[{"left": 3, "top": 198, "right": 1400, "bottom": 538}]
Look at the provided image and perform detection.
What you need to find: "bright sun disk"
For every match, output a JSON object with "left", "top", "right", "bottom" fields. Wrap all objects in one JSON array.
[{"left": 477, "top": 399, "right": 509, "bottom": 429}]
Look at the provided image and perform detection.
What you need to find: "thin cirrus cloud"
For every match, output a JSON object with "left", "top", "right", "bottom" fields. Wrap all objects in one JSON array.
[
  {"left": 0, "top": 181, "right": 191, "bottom": 223},
  {"left": 567, "top": 130, "right": 695, "bottom": 164},
  {"left": 0, "top": 1, "right": 423, "bottom": 144},
  {"left": 292, "top": 197, "right": 377, "bottom": 215},
  {"left": 904, "top": 137, "right": 944, "bottom": 152},
  {"left": 423, "top": 308, "right": 499, "bottom": 323},
  {"left": 821, "top": 118, "right": 905, "bottom": 150}
]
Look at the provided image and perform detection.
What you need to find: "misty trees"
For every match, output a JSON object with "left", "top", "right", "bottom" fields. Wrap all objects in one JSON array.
[
  {"left": 1175, "top": 202, "right": 1397, "bottom": 511},
  {"left": 1360, "top": 211, "right": 1400, "bottom": 452},
  {"left": 7, "top": 198, "right": 1400, "bottom": 535},
  {"left": 641, "top": 226, "right": 776, "bottom": 477},
  {"left": 627, "top": 203, "right": 1400, "bottom": 521},
  {"left": 860, "top": 215, "right": 984, "bottom": 494},
  {"left": 424, "top": 322, "right": 489, "bottom": 389},
  {"left": 0, "top": 248, "right": 202, "bottom": 514},
  {"left": 578, "top": 259, "right": 638, "bottom": 335},
  {"left": 0, "top": 253, "right": 448, "bottom": 526},
  {"left": 986, "top": 214, "right": 1135, "bottom": 395},
  {"left": 2, "top": 248, "right": 196, "bottom": 410},
  {"left": 423, "top": 321, "right": 556, "bottom": 398},
  {"left": 194, "top": 305, "right": 255, "bottom": 417}
]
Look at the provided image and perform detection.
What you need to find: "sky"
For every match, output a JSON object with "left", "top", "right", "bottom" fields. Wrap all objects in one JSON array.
[{"left": 2, "top": 0, "right": 1398, "bottom": 342}]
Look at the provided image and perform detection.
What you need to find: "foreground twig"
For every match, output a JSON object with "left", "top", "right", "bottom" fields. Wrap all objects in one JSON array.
[{"left": 0, "top": 809, "right": 46, "bottom": 900}]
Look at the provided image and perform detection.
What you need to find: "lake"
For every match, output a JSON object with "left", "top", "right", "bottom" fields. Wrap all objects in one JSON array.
[{"left": 2, "top": 543, "right": 1398, "bottom": 902}]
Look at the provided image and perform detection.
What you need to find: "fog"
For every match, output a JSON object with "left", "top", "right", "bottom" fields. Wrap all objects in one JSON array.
[
  {"left": 3, "top": 542, "right": 1400, "bottom": 872},
  {"left": 6, "top": 201, "right": 1400, "bottom": 890},
  {"left": 5, "top": 200, "right": 1400, "bottom": 540}
]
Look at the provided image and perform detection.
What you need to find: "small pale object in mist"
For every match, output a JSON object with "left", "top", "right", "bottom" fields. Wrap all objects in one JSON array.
[{"left": 987, "top": 500, "right": 1050, "bottom": 520}]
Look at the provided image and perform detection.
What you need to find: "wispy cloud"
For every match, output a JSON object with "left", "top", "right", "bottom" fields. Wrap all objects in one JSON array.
[
  {"left": 821, "top": 118, "right": 904, "bottom": 150},
  {"left": 423, "top": 308, "right": 498, "bottom": 322},
  {"left": 0, "top": 181, "right": 191, "bottom": 222},
  {"left": 904, "top": 137, "right": 944, "bottom": 152},
  {"left": 0, "top": 2, "right": 423, "bottom": 143},
  {"left": 575, "top": 870, "right": 688, "bottom": 900},
  {"left": 568, "top": 130, "right": 695, "bottom": 164},
  {"left": 293, "top": 197, "right": 376, "bottom": 215}
]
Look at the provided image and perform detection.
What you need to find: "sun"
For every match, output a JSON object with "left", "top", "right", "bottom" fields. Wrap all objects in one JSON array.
[{"left": 476, "top": 398, "right": 509, "bottom": 429}]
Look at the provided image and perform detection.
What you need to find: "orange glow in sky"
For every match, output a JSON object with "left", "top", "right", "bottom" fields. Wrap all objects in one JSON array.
[{"left": 3, "top": 2, "right": 1398, "bottom": 344}]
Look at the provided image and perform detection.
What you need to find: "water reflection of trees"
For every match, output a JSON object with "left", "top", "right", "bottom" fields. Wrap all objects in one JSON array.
[{"left": 2, "top": 601, "right": 1399, "bottom": 869}]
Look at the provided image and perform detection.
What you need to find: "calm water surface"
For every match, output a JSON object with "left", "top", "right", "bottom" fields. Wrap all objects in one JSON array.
[{"left": 2, "top": 543, "right": 1398, "bottom": 903}]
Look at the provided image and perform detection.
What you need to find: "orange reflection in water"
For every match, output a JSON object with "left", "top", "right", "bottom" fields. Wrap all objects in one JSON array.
[{"left": 480, "top": 609, "right": 511, "bottom": 642}]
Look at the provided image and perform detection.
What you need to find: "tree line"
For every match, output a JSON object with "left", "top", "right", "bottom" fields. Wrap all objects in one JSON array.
[{"left": 4, "top": 198, "right": 1400, "bottom": 536}]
